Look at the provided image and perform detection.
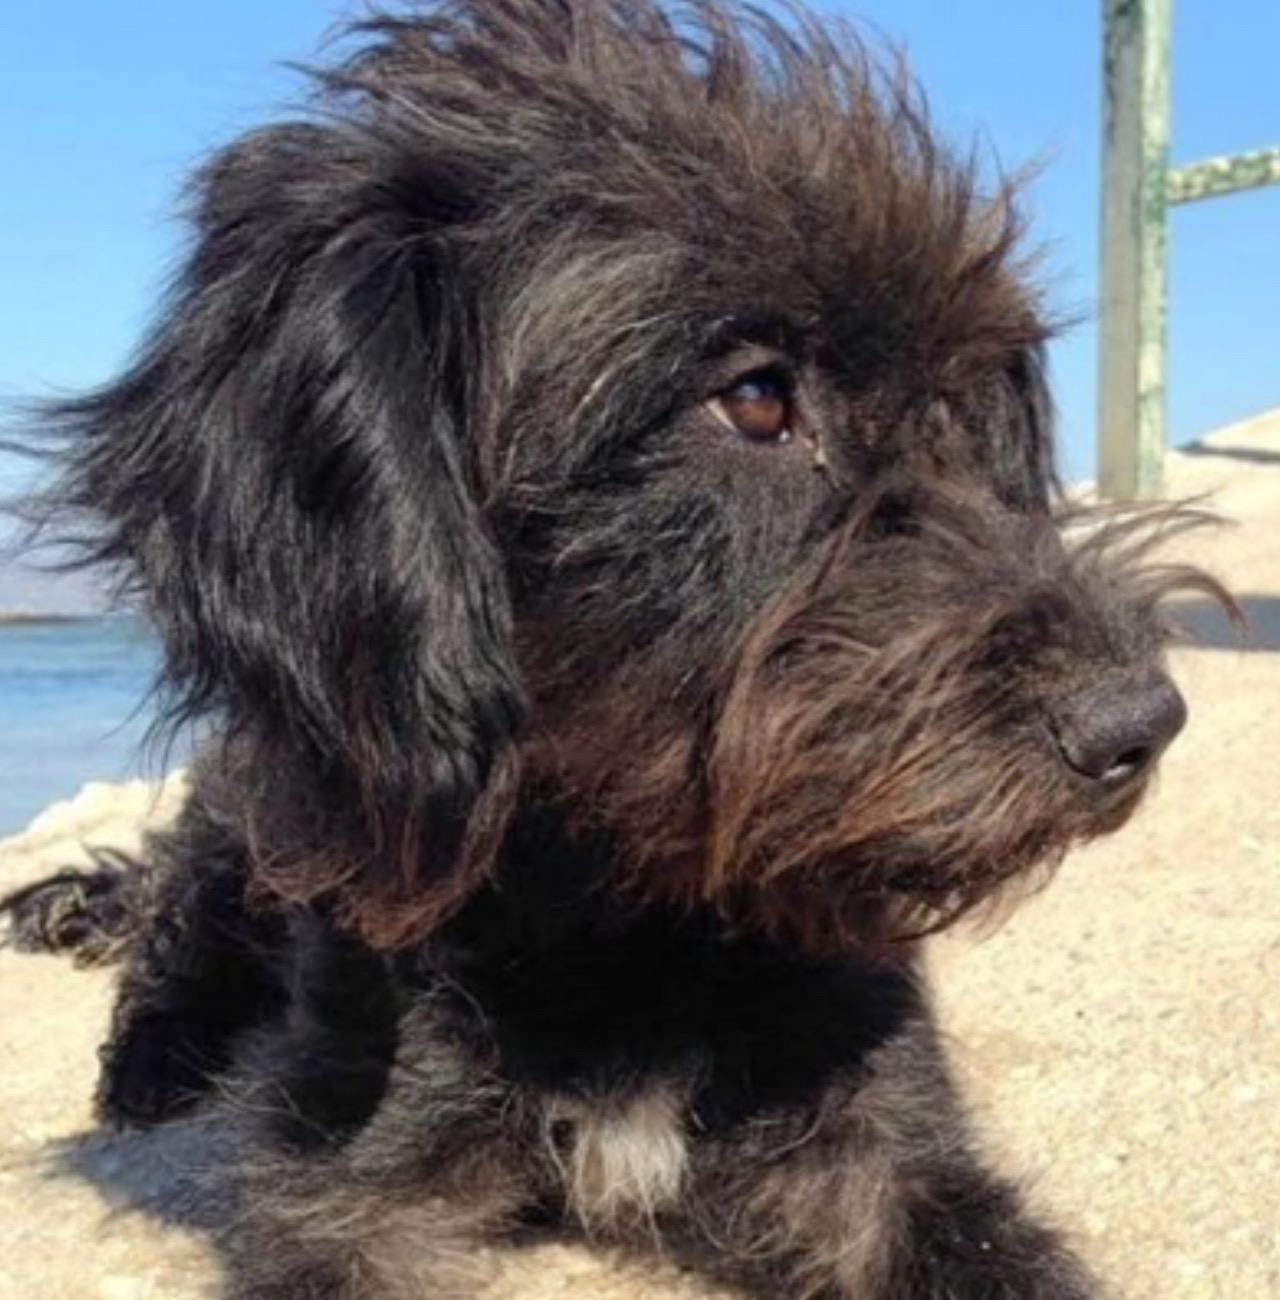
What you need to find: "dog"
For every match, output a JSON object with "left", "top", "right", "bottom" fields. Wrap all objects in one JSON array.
[{"left": 1, "top": 2, "right": 1224, "bottom": 1297}]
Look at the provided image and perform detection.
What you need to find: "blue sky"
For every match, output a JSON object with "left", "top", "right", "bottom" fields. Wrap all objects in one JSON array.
[{"left": 1, "top": 0, "right": 1277, "bottom": 508}]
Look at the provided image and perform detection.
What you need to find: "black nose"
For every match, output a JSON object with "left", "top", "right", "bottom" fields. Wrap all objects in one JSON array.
[{"left": 1052, "top": 672, "right": 1187, "bottom": 788}]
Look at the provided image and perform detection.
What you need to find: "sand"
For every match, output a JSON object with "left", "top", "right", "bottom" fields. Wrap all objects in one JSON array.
[{"left": 2, "top": 413, "right": 1278, "bottom": 1300}]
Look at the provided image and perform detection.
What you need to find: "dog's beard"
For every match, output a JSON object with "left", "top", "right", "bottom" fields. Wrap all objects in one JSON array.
[
  {"left": 705, "top": 614, "right": 1132, "bottom": 954},
  {"left": 528, "top": 490, "right": 1225, "bottom": 956}
]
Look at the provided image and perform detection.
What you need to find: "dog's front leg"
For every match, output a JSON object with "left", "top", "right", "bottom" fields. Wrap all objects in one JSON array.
[
  {"left": 689, "top": 992, "right": 1105, "bottom": 1300},
  {"left": 214, "top": 946, "right": 541, "bottom": 1300}
]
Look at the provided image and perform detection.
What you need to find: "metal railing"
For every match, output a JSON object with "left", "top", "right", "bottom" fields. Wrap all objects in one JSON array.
[{"left": 1097, "top": 0, "right": 1280, "bottom": 499}]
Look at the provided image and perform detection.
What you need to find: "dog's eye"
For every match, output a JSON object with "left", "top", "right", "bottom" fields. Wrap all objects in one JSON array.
[{"left": 709, "top": 371, "right": 794, "bottom": 443}]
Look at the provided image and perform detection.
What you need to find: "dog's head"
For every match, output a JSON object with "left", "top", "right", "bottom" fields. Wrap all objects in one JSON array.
[{"left": 40, "top": 0, "right": 1222, "bottom": 950}]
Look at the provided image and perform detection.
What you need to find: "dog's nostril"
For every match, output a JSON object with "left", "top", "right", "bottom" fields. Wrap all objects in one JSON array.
[
  {"left": 1107, "top": 747, "right": 1152, "bottom": 783},
  {"left": 1053, "top": 672, "right": 1187, "bottom": 788}
]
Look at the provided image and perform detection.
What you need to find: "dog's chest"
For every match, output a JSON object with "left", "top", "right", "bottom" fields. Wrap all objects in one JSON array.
[{"left": 544, "top": 1087, "right": 690, "bottom": 1231}]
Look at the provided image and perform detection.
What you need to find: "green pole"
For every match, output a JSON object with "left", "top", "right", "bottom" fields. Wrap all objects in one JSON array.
[
  {"left": 1098, "top": 0, "right": 1171, "bottom": 500},
  {"left": 1167, "top": 146, "right": 1280, "bottom": 205}
]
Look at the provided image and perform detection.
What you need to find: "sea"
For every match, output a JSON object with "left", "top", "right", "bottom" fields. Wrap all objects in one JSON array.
[{"left": 0, "top": 615, "right": 187, "bottom": 838}]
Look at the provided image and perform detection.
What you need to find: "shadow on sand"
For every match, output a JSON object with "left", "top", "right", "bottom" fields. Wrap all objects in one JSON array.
[
  {"left": 1179, "top": 442, "right": 1280, "bottom": 469},
  {"left": 48, "top": 1116, "right": 233, "bottom": 1234},
  {"left": 1171, "top": 592, "right": 1280, "bottom": 653}
]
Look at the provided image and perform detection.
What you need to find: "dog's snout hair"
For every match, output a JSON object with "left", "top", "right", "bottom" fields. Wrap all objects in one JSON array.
[
  {"left": 675, "top": 488, "right": 1216, "bottom": 950},
  {"left": 2, "top": 4, "right": 1231, "bottom": 1299}
]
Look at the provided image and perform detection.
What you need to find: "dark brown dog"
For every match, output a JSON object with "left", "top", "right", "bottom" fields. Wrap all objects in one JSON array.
[{"left": 2, "top": 2, "right": 1222, "bottom": 1297}]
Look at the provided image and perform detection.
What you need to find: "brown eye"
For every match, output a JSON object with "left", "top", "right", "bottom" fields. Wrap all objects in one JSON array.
[{"left": 710, "top": 371, "right": 794, "bottom": 443}]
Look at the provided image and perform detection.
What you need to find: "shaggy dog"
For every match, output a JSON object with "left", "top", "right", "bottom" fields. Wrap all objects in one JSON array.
[{"left": 2, "top": 1, "right": 1221, "bottom": 1296}]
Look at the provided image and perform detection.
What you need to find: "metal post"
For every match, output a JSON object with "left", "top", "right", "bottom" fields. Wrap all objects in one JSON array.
[
  {"left": 1167, "top": 146, "right": 1280, "bottom": 204},
  {"left": 1098, "top": 0, "right": 1171, "bottom": 500}
]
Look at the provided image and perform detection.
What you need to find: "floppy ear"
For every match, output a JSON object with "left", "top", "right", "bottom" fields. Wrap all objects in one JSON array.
[
  {"left": 1008, "top": 345, "right": 1060, "bottom": 501},
  {"left": 47, "top": 123, "right": 523, "bottom": 945}
]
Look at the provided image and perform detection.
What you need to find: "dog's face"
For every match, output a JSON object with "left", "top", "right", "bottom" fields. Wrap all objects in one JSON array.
[{"left": 47, "top": 0, "right": 1217, "bottom": 951}]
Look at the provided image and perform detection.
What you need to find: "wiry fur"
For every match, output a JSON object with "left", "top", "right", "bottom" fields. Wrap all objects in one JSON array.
[
  {"left": 1, "top": 2, "right": 1229, "bottom": 1298},
  {"left": 544, "top": 1086, "right": 691, "bottom": 1234}
]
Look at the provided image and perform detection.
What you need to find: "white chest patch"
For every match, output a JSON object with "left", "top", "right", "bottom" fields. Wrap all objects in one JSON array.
[{"left": 545, "top": 1087, "right": 689, "bottom": 1234}]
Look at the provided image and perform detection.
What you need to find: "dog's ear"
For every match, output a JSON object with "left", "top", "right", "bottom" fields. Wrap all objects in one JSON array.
[
  {"left": 986, "top": 346, "right": 1059, "bottom": 510},
  {"left": 1014, "top": 347, "right": 1058, "bottom": 503},
  {"left": 46, "top": 124, "right": 523, "bottom": 945}
]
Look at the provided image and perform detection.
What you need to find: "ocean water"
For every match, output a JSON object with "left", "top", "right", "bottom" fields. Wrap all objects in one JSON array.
[{"left": 0, "top": 616, "right": 186, "bottom": 837}]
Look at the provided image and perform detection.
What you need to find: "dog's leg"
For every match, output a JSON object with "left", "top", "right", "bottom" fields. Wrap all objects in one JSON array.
[
  {"left": 1, "top": 788, "right": 289, "bottom": 1127},
  {"left": 220, "top": 1121, "right": 531, "bottom": 1300},
  {"left": 92, "top": 799, "right": 290, "bottom": 1128},
  {"left": 0, "top": 794, "right": 284, "bottom": 1129},
  {"left": 215, "top": 943, "right": 539, "bottom": 1300},
  {"left": 223, "top": 1184, "right": 522, "bottom": 1300},
  {"left": 689, "top": 982, "right": 1103, "bottom": 1300}
]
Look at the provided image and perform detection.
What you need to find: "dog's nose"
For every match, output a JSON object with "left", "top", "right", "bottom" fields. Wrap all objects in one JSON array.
[{"left": 1052, "top": 671, "right": 1187, "bottom": 788}]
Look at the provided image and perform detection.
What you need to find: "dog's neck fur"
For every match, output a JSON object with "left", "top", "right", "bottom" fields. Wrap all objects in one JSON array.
[{"left": 406, "top": 801, "right": 923, "bottom": 1129}]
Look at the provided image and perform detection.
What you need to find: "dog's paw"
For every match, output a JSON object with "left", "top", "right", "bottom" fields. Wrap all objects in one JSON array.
[{"left": 0, "top": 853, "right": 141, "bottom": 966}]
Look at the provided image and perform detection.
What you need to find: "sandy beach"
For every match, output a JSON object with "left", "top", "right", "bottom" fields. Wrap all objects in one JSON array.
[{"left": 1, "top": 413, "right": 1278, "bottom": 1300}]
